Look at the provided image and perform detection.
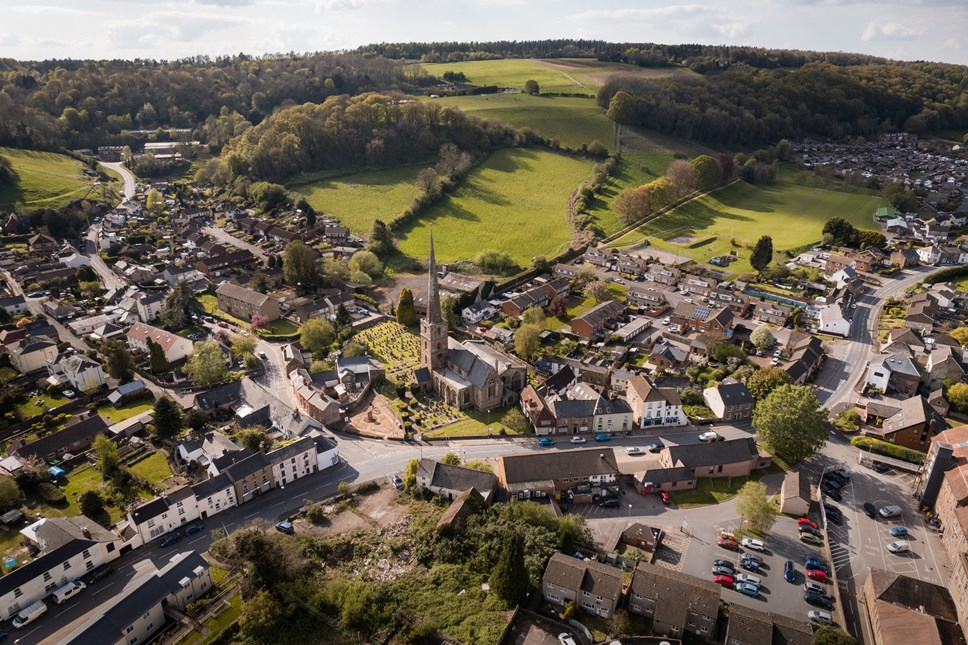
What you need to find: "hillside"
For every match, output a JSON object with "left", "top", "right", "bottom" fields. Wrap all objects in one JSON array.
[{"left": 0, "top": 147, "right": 100, "bottom": 210}]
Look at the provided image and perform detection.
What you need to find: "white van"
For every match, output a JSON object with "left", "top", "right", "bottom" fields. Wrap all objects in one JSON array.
[
  {"left": 12, "top": 599, "right": 47, "bottom": 628},
  {"left": 879, "top": 505, "right": 903, "bottom": 519},
  {"left": 52, "top": 579, "right": 86, "bottom": 604}
]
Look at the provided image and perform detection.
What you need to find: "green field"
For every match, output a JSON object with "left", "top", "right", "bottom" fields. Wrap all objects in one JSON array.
[
  {"left": 610, "top": 176, "right": 886, "bottom": 275},
  {"left": 292, "top": 164, "right": 430, "bottom": 235},
  {"left": 0, "top": 147, "right": 98, "bottom": 210},
  {"left": 396, "top": 148, "right": 594, "bottom": 266},
  {"left": 430, "top": 94, "right": 615, "bottom": 151},
  {"left": 420, "top": 59, "right": 595, "bottom": 95}
]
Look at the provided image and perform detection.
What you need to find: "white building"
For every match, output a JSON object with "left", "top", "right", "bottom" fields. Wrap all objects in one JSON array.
[
  {"left": 625, "top": 374, "right": 688, "bottom": 429},
  {"left": 817, "top": 304, "right": 851, "bottom": 337},
  {"left": 127, "top": 486, "right": 200, "bottom": 543},
  {"left": 126, "top": 322, "right": 194, "bottom": 363},
  {"left": 9, "top": 337, "right": 58, "bottom": 374},
  {"left": 191, "top": 474, "right": 237, "bottom": 520},
  {"left": 461, "top": 300, "right": 496, "bottom": 325},
  {"left": 136, "top": 293, "right": 165, "bottom": 323},
  {"left": 46, "top": 353, "right": 106, "bottom": 392},
  {"left": 267, "top": 435, "right": 318, "bottom": 487}
]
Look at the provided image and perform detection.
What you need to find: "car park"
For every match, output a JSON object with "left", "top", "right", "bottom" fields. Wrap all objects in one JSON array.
[
  {"left": 886, "top": 540, "right": 910, "bottom": 554},
  {"left": 807, "top": 610, "right": 833, "bottom": 624},
  {"left": 569, "top": 436, "right": 587, "bottom": 444},
  {"left": 625, "top": 446, "right": 643, "bottom": 455},
  {"left": 538, "top": 437, "right": 555, "bottom": 446},
  {"left": 714, "top": 574, "right": 734, "bottom": 588},
  {"left": 159, "top": 531, "right": 181, "bottom": 547},
  {"left": 735, "top": 573, "right": 761, "bottom": 586},
  {"left": 889, "top": 526, "right": 908, "bottom": 537},
  {"left": 599, "top": 498, "right": 620, "bottom": 508},
  {"left": 594, "top": 433, "right": 610, "bottom": 442},
  {"left": 864, "top": 502, "right": 878, "bottom": 518},
  {"left": 741, "top": 537, "right": 765, "bottom": 551},
  {"left": 804, "top": 582, "right": 827, "bottom": 596},
  {"left": 797, "top": 518, "right": 817, "bottom": 529},
  {"left": 822, "top": 486, "right": 843, "bottom": 501},
  {"left": 805, "top": 591, "right": 834, "bottom": 609},
  {"left": 784, "top": 560, "right": 796, "bottom": 582},
  {"left": 275, "top": 521, "right": 295, "bottom": 535},
  {"left": 823, "top": 504, "right": 843, "bottom": 524},
  {"left": 735, "top": 582, "right": 759, "bottom": 597},
  {"left": 806, "top": 569, "right": 827, "bottom": 582}
]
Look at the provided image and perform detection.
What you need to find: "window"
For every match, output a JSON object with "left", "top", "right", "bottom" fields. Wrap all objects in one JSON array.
[
  {"left": 127, "top": 626, "right": 134, "bottom": 634},
  {"left": 14, "top": 588, "right": 22, "bottom": 598},
  {"left": 43, "top": 571, "right": 52, "bottom": 581},
  {"left": 547, "top": 592, "right": 560, "bottom": 601},
  {"left": 596, "top": 595, "right": 603, "bottom": 601},
  {"left": 83, "top": 549, "right": 91, "bottom": 559},
  {"left": 64, "top": 561, "right": 71, "bottom": 570},
  {"left": 147, "top": 519, "right": 155, "bottom": 528},
  {"left": 45, "top": 582, "right": 57, "bottom": 593},
  {"left": 631, "top": 604, "right": 640, "bottom": 612},
  {"left": 143, "top": 611, "right": 151, "bottom": 619},
  {"left": 86, "top": 560, "right": 94, "bottom": 570}
]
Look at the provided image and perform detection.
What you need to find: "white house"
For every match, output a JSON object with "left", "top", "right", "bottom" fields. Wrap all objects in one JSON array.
[
  {"left": 136, "top": 293, "right": 165, "bottom": 323},
  {"left": 626, "top": 374, "right": 688, "bottom": 429},
  {"left": 267, "top": 435, "right": 318, "bottom": 487},
  {"left": 818, "top": 304, "right": 851, "bottom": 337},
  {"left": 313, "top": 433, "right": 341, "bottom": 471},
  {"left": 127, "top": 322, "right": 194, "bottom": 363},
  {"left": 127, "top": 485, "right": 201, "bottom": 542},
  {"left": 176, "top": 431, "right": 241, "bottom": 468},
  {"left": 58, "top": 251, "right": 92, "bottom": 269},
  {"left": 68, "top": 312, "right": 124, "bottom": 337},
  {"left": 191, "top": 473, "right": 237, "bottom": 520},
  {"left": 917, "top": 246, "right": 941, "bottom": 265},
  {"left": 461, "top": 300, "right": 496, "bottom": 325},
  {"left": 9, "top": 337, "right": 58, "bottom": 374},
  {"left": 0, "top": 294, "right": 29, "bottom": 316},
  {"left": 46, "top": 353, "right": 106, "bottom": 392}
]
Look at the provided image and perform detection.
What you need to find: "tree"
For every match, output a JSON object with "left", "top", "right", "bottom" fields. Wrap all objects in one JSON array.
[
  {"left": 153, "top": 395, "right": 184, "bottom": 441},
  {"left": 750, "top": 235, "right": 773, "bottom": 273},
  {"left": 79, "top": 491, "right": 105, "bottom": 518},
  {"left": 522, "top": 306, "right": 545, "bottom": 327},
  {"left": 102, "top": 340, "right": 135, "bottom": 381},
  {"left": 586, "top": 279, "right": 611, "bottom": 303},
  {"left": 230, "top": 333, "right": 257, "bottom": 358},
  {"left": 501, "top": 407, "right": 530, "bottom": 434},
  {"left": 348, "top": 250, "right": 383, "bottom": 279},
  {"left": 613, "top": 187, "right": 652, "bottom": 225},
  {"left": 489, "top": 532, "right": 529, "bottom": 606},
  {"left": 415, "top": 168, "right": 440, "bottom": 196},
  {"left": 146, "top": 187, "right": 163, "bottom": 213},
  {"left": 948, "top": 383, "right": 968, "bottom": 412},
  {"left": 753, "top": 384, "right": 828, "bottom": 463},
  {"left": 549, "top": 295, "right": 568, "bottom": 318},
  {"left": 396, "top": 288, "right": 417, "bottom": 327},
  {"left": 283, "top": 241, "right": 317, "bottom": 288},
  {"left": 367, "top": 219, "right": 393, "bottom": 258},
  {"left": 951, "top": 326, "right": 968, "bottom": 347},
  {"left": 250, "top": 313, "right": 269, "bottom": 330},
  {"left": 184, "top": 341, "right": 229, "bottom": 387},
  {"left": 524, "top": 79, "right": 540, "bottom": 95},
  {"left": 814, "top": 626, "right": 858, "bottom": 645},
  {"left": 747, "top": 367, "right": 792, "bottom": 401},
  {"left": 642, "top": 177, "right": 676, "bottom": 210},
  {"left": 162, "top": 282, "right": 201, "bottom": 330},
  {"left": 440, "top": 294, "right": 459, "bottom": 330},
  {"left": 147, "top": 338, "right": 170, "bottom": 373},
  {"left": 822, "top": 217, "right": 858, "bottom": 247},
  {"left": 735, "top": 481, "right": 778, "bottom": 533},
  {"left": 237, "top": 426, "right": 272, "bottom": 452},
  {"left": 248, "top": 272, "right": 270, "bottom": 293},
  {"left": 691, "top": 154, "right": 723, "bottom": 190},
  {"left": 440, "top": 451, "right": 461, "bottom": 466},
  {"left": 515, "top": 324, "right": 541, "bottom": 360},
  {"left": 300, "top": 318, "right": 335, "bottom": 355},
  {"left": 0, "top": 476, "right": 22, "bottom": 513},
  {"left": 750, "top": 326, "right": 775, "bottom": 351},
  {"left": 93, "top": 435, "right": 120, "bottom": 479},
  {"left": 463, "top": 460, "right": 494, "bottom": 473},
  {"left": 666, "top": 159, "right": 697, "bottom": 198},
  {"left": 587, "top": 140, "right": 608, "bottom": 157},
  {"left": 342, "top": 341, "right": 366, "bottom": 358}
]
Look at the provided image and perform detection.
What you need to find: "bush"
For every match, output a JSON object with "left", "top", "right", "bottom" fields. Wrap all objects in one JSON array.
[
  {"left": 305, "top": 503, "right": 327, "bottom": 524},
  {"left": 37, "top": 482, "right": 67, "bottom": 504},
  {"left": 850, "top": 436, "right": 926, "bottom": 464},
  {"left": 357, "top": 481, "right": 380, "bottom": 495}
]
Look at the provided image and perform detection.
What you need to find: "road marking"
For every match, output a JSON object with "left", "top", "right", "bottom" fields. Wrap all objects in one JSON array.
[
  {"left": 92, "top": 582, "right": 116, "bottom": 596},
  {"left": 243, "top": 511, "right": 261, "bottom": 519},
  {"left": 189, "top": 536, "right": 207, "bottom": 545}
]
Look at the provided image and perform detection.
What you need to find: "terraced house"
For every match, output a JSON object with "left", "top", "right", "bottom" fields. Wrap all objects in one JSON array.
[
  {"left": 629, "top": 561, "right": 720, "bottom": 642},
  {"left": 542, "top": 552, "right": 623, "bottom": 618},
  {"left": 216, "top": 281, "right": 281, "bottom": 322}
]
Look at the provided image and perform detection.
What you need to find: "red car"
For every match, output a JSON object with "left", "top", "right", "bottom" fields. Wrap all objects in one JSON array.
[
  {"left": 713, "top": 575, "right": 734, "bottom": 588},
  {"left": 217, "top": 321, "right": 229, "bottom": 328},
  {"left": 798, "top": 518, "right": 818, "bottom": 529},
  {"left": 718, "top": 537, "right": 740, "bottom": 551},
  {"left": 806, "top": 569, "right": 828, "bottom": 582},
  {"left": 659, "top": 491, "right": 671, "bottom": 505}
]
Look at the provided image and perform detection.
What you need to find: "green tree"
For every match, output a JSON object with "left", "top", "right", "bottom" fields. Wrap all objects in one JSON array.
[
  {"left": 147, "top": 338, "right": 170, "bottom": 373},
  {"left": 248, "top": 271, "right": 270, "bottom": 293},
  {"left": 237, "top": 426, "right": 272, "bottom": 452},
  {"left": 514, "top": 324, "right": 541, "bottom": 360},
  {"left": 300, "top": 318, "right": 336, "bottom": 355},
  {"left": 666, "top": 159, "right": 697, "bottom": 198},
  {"left": 146, "top": 187, "right": 163, "bottom": 213},
  {"left": 102, "top": 340, "right": 135, "bottom": 382},
  {"left": 348, "top": 250, "right": 383, "bottom": 279},
  {"left": 822, "top": 217, "right": 858, "bottom": 246},
  {"left": 341, "top": 341, "right": 366, "bottom": 358},
  {"left": 440, "top": 452, "right": 461, "bottom": 466},
  {"left": 501, "top": 407, "right": 530, "bottom": 434},
  {"left": 403, "top": 458, "right": 419, "bottom": 491},
  {"left": 367, "top": 219, "right": 393, "bottom": 258},
  {"left": 814, "top": 626, "right": 858, "bottom": 645},
  {"left": 586, "top": 279, "right": 611, "bottom": 303},
  {"left": 735, "top": 481, "right": 778, "bottom": 533},
  {"left": 153, "top": 395, "right": 184, "bottom": 441},
  {"left": 524, "top": 79, "right": 540, "bottom": 95},
  {"left": 79, "top": 491, "right": 105, "bottom": 518},
  {"left": 489, "top": 532, "right": 529, "bottom": 606},
  {"left": 0, "top": 476, "right": 22, "bottom": 513},
  {"left": 439, "top": 294, "right": 459, "bottom": 330},
  {"left": 230, "top": 333, "right": 257, "bottom": 358},
  {"left": 948, "top": 383, "right": 968, "bottom": 412},
  {"left": 184, "top": 341, "right": 229, "bottom": 387},
  {"left": 162, "top": 281, "right": 201, "bottom": 330},
  {"left": 463, "top": 460, "right": 494, "bottom": 473},
  {"left": 642, "top": 177, "right": 675, "bottom": 210},
  {"left": 521, "top": 306, "right": 545, "bottom": 327},
  {"left": 93, "top": 435, "right": 120, "bottom": 479},
  {"left": 750, "top": 235, "right": 774, "bottom": 273},
  {"left": 951, "top": 326, "right": 968, "bottom": 347},
  {"left": 750, "top": 326, "right": 775, "bottom": 351},
  {"left": 283, "top": 241, "right": 317, "bottom": 288},
  {"left": 691, "top": 154, "right": 723, "bottom": 190},
  {"left": 396, "top": 288, "right": 417, "bottom": 327},
  {"left": 613, "top": 187, "right": 652, "bottom": 225},
  {"left": 556, "top": 514, "right": 592, "bottom": 553},
  {"left": 753, "top": 384, "right": 828, "bottom": 463},
  {"left": 747, "top": 366, "right": 792, "bottom": 400}
]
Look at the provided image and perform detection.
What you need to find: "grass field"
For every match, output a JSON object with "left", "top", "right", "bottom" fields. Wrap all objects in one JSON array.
[
  {"left": 129, "top": 452, "right": 173, "bottom": 485},
  {"left": 609, "top": 175, "right": 886, "bottom": 275},
  {"left": 430, "top": 94, "right": 615, "bottom": 151},
  {"left": 396, "top": 148, "right": 593, "bottom": 266},
  {"left": 420, "top": 59, "right": 596, "bottom": 95},
  {"left": 292, "top": 164, "right": 430, "bottom": 235},
  {"left": 0, "top": 147, "right": 97, "bottom": 210}
]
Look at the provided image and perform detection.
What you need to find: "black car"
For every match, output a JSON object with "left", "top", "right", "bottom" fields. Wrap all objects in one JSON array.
[
  {"left": 713, "top": 559, "right": 735, "bottom": 570},
  {"left": 799, "top": 525, "right": 822, "bottom": 537},
  {"left": 821, "top": 477, "right": 843, "bottom": 490},
  {"left": 823, "top": 487, "right": 843, "bottom": 502},
  {"left": 805, "top": 591, "right": 834, "bottom": 609},
  {"left": 824, "top": 504, "right": 844, "bottom": 524},
  {"left": 831, "top": 468, "right": 851, "bottom": 481},
  {"left": 647, "top": 441, "right": 664, "bottom": 453},
  {"left": 872, "top": 462, "right": 890, "bottom": 473},
  {"left": 826, "top": 472, "right": 849, "bottom": 486},
  {"left": 82, "top": 565, "right": 114, "bottom": 585},
  {"left": 184, "top": 521, "right": 204, "bottom": 536},
  {"left": 599, "top": 498, "right": 620, "bottom": 508},
  {"left": 159, "top": 531, "right": 182, "bottom": 547},
  {"left": 864, "top": 502, "right": 878, "bottom": 518}
]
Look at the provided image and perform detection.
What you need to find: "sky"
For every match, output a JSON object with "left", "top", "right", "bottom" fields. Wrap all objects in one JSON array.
[{"left": 1, "top": 0, "right": 966, "bottom": 65}]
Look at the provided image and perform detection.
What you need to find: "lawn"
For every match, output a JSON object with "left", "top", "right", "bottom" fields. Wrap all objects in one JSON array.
[
  {"left": 0, "top": 147, "right": 97, "bottom": 210},
  {"left": 609, "top": 174, "right": 887, "bottom": 275},
  {"left": 97, "top": 400, "right": 154, "bottom": 424},
  {"left": 291, "top": 164, "right": 430, "bottom": 235},
  {"left": 17, "top": 392, "right": 70, "bottom": 418},
  {"left": 429, "top": 93, "right": 615, "bottom": 151},
  {"left": 671, "top": 476, "right": 751, "bottom": 509},
  {"left": 128, "top": 452, "right": 173, "bottom": 485},
  {"left": 956, "top": 277, "right": 968, "bottom": 293},
  {"left": 396, "top": 148, "right": 594, "bottom": 267},
  {"left": 261, "top": 318, "right": 299, "bottom": 335},
  {"left": 419, "top": 59, "right": 596, "bottom": 95},
  {"left": 423, "top": 406, "right": 525, "bottom": 438}
]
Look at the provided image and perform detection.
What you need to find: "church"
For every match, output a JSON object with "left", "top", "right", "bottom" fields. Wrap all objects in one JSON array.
[{"left": 415, "top": 236, "right": 527, "bottom": 411}]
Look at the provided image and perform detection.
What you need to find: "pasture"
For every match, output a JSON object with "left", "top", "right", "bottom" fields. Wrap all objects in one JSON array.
[
  {"left": 291, "top": 164, "right": 430, "bottom": 235},
  {"left": 429, "top": 93, "right": 615, "bottom": 151},
  {"left": 610, "top": 177, "right": 886, "bottom": 275},
  {"left": 419, "top": 59, "right": 595, "bottom": 95},
  {"left": 395, "top": 148, "right": 594, "bottom": 267},
  {"left": 0, "top": 147, "right": 98, "bottom": 210}
]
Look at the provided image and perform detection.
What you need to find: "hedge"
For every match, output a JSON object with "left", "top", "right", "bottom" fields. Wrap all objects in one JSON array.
[
  {"left": 924, "top": 265, "right": 968, "bottom": 284},
  {"left": 850, "top": 436, "right": 926, "bottom": 464}
]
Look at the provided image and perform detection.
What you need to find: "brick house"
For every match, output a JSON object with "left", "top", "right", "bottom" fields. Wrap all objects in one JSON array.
[
  {"left": 660, "top": 437, "right": 771, "bottom": 479},
  {"left": 216, "top": 281, "right": 281, "bottom": 322},
  {"left": 571, "top": 301, "right": 624, "bottom": 338},
  {"left": 542, "top": 552, "right": 623, "bottom": 618},
  {"left": 702, "top": 381, "right": 754, "bottom": 422},
  {"left": 628, "top": 561, "right": 720, "bottom": 642}
]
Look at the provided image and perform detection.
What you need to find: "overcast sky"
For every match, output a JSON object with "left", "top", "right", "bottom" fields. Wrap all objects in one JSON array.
[{"left": 1, "top": 0, "right": 966, "bottom": 65}]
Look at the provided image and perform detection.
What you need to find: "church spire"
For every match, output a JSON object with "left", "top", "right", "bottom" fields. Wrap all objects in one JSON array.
[{"left": 426, "top": 231, "right": 442, "bottom": 323}]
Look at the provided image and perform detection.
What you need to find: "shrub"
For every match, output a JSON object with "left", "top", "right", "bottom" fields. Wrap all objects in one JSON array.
[
  {"left": 305, "top": 503, "right": 327, "bottom": 524},
  {"left": 37, "top": 482, "right": 67, "bottom": 504},
  {"left": 850, "top": 436, "right": 926, "bottom": 464},
  {"left": 357, "top": 481, "right": 380, "bottom": 495}
]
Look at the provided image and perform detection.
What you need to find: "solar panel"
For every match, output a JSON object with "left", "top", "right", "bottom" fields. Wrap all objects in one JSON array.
[{"left": 694, "top": 306, "right": 710, "bottom": 320}]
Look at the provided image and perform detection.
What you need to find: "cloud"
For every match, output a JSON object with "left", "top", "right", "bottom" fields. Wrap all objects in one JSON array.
[
  {"left": 569, "top": 4, "right": 706, "bottom": 22},
  {"left": 862, "top": 21, "right": 924, "bottom": 41},
  {"left": 315, "top": 0, "right": 367, "bottom": 11},
  {"left": 194, "top": 0, "right": 253, "bottom": 6},
  {"left": 569, "top": 4, "right": 752, "bottom": 40},
  {"left": 107, "top": 10, "right": 251, "bottom": 47}
]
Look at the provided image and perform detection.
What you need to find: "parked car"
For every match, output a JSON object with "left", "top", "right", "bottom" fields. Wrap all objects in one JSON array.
[
  {"left": 159, "top": 531, "right": 181, "bottom": 547},
  {"left": 647, "top": 442, "right": 663, "bottom": 453},
  {"left": 741, "top": 559, "right": 761, "bottom": 572},
  {"left": 821, "top": 476, "right": 844, "bottom": 490},
  {"left": 391, "top": 474, "right": 404, "bottom": 490},
  {"left": 797, "top": 518, "right": 817, "bottom": 529},
  {"left": 886, "top": 540, "right": 910, "bottom": 554},
  {"left": 718, "top": 536, "right": 740, "bottom": 551},
  {"left": 879, "top": 505, "right": 903, "bottom": 519},
  {"left": 804, "top": 582, "right": 828, "bottom": 596},
  {"left": 713, "top": 565, "right": 734, "bottom": 576},
  {"left": 741, "top": 537, "right": 765, "bottom": 551},
  {"left": 713, "top": 574, "right": 734, "bottom": 588},
  {"left": 599, "top": 498, "right": 620, "bottom": 508},
  {"left": 872, "top": 461, "right": 890, "bottom": 473},
  {"left": 257, "top": 350, "right": 268, "bottom": 360},
  {"left": 831, "top": 468, "right": 851, "bottom": 480},
  {"left": 183, "top": 522, "right": 204, "bottom": 536},
  {"left": 62, "top": 389, "right": 76, "bottom": 399},
  {"left": 824, "top": 504, "right": 843, "bottom": 524},
  {"left": 594, "top": 433, "right": 611, "bottom": 442},
  {"left": 799, "top": 525, "right": 822, "bottom": 537},
  {"left": 784, "top": 560, "right": 796, "bottom": 583},
  {"left": 217, "top": 321, "right": 229, "bottom": 328},
  {"left": 81, "top": 565, "right": 113, "bottom": 586},
  {"left": 823, "top": 487, "right": 843, "bottom": 502},
  {"left": 275, "top": 521, "right": 295, "bottom": 535},
  {"left": 800, "top": 533, "right": 823, "bottom": 545},
  {"left": 735, "top": 582, "right": 759, "bottom": 597},
  {"left": 807, "top": 610, "right": 833, "bottom": 625},
  {"left": 713, "top": 559, "right": 735, "bottom": 570},
  {"left": 826, "top": 471, "right": 849, "bottom": 486},
  {"left": 659, "top": 491, "right": 671, "bottom": 505},
  {"left": 52, "top": 580, "right": 86, "bottom": 604},
  {"left": 735, "top": 573, "right": 761, "bottom": 586},
  {"left": 625, "top": 446, "right": 643, "bottom": 455},
  {"left": 864, "top": 502, "right": 878, "bottom": 518},
  {"left": 538, "top": 437, "right": 555, "bottom": 447},
  {"left": 889, "top": 526, "right": 909, "bottom": 538},
  {"left": 805, "top": 558, "right": 828, "bottom": 572},
  {"left": 698, "top": 431, "right": 721, "bottom": 442},
  {"left": 805, "top": 591, "right": 834, "bottom": 609},
  {"left": 558, "top": 634, "right": 577, "bottom": 645},
  {"left": 569, "top": 436, "right": 587, "bottom": 444},
  {"left": 806, "top": 569, "right": 828, "bottom": 582}
]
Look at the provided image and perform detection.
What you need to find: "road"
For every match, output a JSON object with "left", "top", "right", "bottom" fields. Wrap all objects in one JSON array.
[
  {"left": 203, "top": 224, "right": 267, "bottom": 261},
  {"left": 99, "top": 161, "right": 136, "bottom": 201}
]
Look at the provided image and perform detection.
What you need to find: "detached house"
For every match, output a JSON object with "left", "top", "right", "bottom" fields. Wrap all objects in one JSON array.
[
  {"left": 9, "top": 336, "right": 58, "bottom": 374},
  {"left": 127, "top": 322, "right": 194, "bottom": 364},
  {"left": 13, "top": 414, "right": 109, "bottom": 462},
  {"left": 47, "top": 353, "right": 106, "bottom": 393},
  {"left": 416, "top": 458, "right": 499, "bottom": 503},
  {"left": 866, "top": 353, "right": 923, "bottom": 397},
  {"left": 628, "top": 562, "right": 721, "bottom": 642},
  {"left": 542, "top": 552, "right": 624, "bottom": 618},
  {"left": 703, "top": 381, "right": 754, "bottom": 422}
]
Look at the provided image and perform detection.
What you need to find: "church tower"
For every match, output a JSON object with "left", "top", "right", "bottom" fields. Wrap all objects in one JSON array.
[{"left": 420, "top": 233, "right": 448, "bottom": 371}]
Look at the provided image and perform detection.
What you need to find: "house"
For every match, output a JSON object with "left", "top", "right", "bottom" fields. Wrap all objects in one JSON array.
[
  {"left": 548, "top": 397, "right": 595, "bottom": 435},
  {"left": 703, "top": 381, "right": 754, "bottom": 422},
  {"left": 42, "top": 299, "right": 80, "bottom": 321},
  {"left": 583, "top": 247, "right": 613, "bottom": 267},
  {"left": 725, "top": 604, "right": 815, "bottom": 645},
  {"left": 660, "top": 438, "right": 772, "bottom": 479},
  {"left": 924, "top": 345, "right": 965, "bottom": 391},
  {"left": 192, "top": 473, "right": 237, "bottom": 519},
  {"left": 13, "top": 414, "right": 109, "bottom": 462},
  {"left": 28, "top": 234, "right": 58, "bottom": 255},
  {"left": 866, "top": 353, "right": 923, "bottom": 397},
  {"left": 785, "top": 333, "right": 825, "bottom": 385},
  {"left": 461, "top": 300, "right": 495, "bottom": 325},
  {"left": 616, "top": 253, "right": 649, "bottom": 276},
  {"left": 779, "top": 471, "right": 812, "bottom": 516},
  {"left": 215, "top": 450, "right": 274, "bottom": 504},
  {"left": 46, "top": 353, "right": 106, "bottom": 393},
  {"left": 136, "top": 293, "right": 165, "bottom": 323},
  {"left": 818, "top": 304, "right": 850, "bottom": 337},
  {"left": 541, "top": 552, "right": 623, "bottom": 618},
  {"left": 627, "top": 286, "right": 670, "bottom": 315},
  {"left": 554, "top": 263, "right": 579, "bottom": 279},
  {"left": 57, "top": 551, "right": 212, "bottom": 645},
  {"left": 127, "top": 486, "right": 200, "bottom": 542},
  {"left": 415, "top": 458, "right": 499, "bottom": 503},
  {"left": 570, "top": 301, "right": 625, "bottom": 338},
  {"left": 628, "top": 561, "right": 721, "bottom": 642},
  {"left": 163, "top": 265, "right": 204, "bottom": 285},
  {"left": 107, "top": 380, "right": 147, "bottom": 407},
  {"left": 626, "top": 374, "right": 687, "bottom": 428},
  {"left": 267, "top": 435, "right": 319, "bottom": 487},
  {"left": 671, "top": 302, "right": 733, "bottom": 334},
  {"left": 891, "top": 248, "right": 920, "bottom": 268},
  {"left": 8, "top": 336, "right": 58, "bottom": 374},
  {"left": 567, "top": 383, "right": 634, "bottom": 435},
  {"left": 863, "top": 395, "right": 950, "bottom": 451},
  {"left": 216, "top": 281, "right": 281, "bottom": 322},
  {"left": 649, "top": 341, "right": 690, "bottom": 371},
  {"left": 290, "top": 369, "right": 343, "bottom": 426},
  {"left": 520, "top": 385, "right": 556, "bottom": 435},
  {"left": 646, "top": 263, "right": 680, "bottom": 286},
  {"left": 335, "top": 356, "right": 385, "bottom": 393},
  {"left": 0, "top": 294, "right": 28, "bottom": 316},
  {"left": 542, "top": 277, "right": 571, "bottom": 300},
  {"left": 752, "top": 302, "right": 792, "bottom": 326},
  {"left": 176, "top": 430, "right": 242, "bottom": 468},
  {"left": 0, "top": 515, "right": 120, "bottom": 621},
  {"left": 496, "top": 448, "right": 620, "bottom": 498},
  {"left": 127, "top": 322, "right": 194, "bottom": 364},
  {"left": 862, "top": 568, "right": 964, "bottom": 645},
  {"left": 635, "top": 466, "right": 696, "bottom": 493},
  {"left": 500, "top": 285, "right": 550, "bottom": 318},
  {"left": 196, "top": 249, "right": 256, "bottom": 277},
  {"left": 620, "top": 523, "right": 663, "bottom": 552}
]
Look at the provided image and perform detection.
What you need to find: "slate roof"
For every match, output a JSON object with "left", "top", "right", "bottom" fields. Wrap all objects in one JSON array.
[
  {"left": 549, "top": 397, "right": 596, "bottom": 419},
  {"left": 216, "top": 281, "right": 272, "bottom": 307},
  {"left": 726, "top": 603, "right": 815, "bottom": 645},
  {"left": 0, "top": 538, "right": 98, "bottom": 596},
  {"left": 191, "top": 473, "right": 233, "bottom": 498},
  {"left": 499, "top": 448, "right": 619, "bottom": 485},
  {"left": 417, "top": 458, "right": 498, "bottom": 494},
  {"left": 868, "top": 568, "right": 959, "bottom": 621},
  {"left": 666, "top": 437, "right": 759, "bottom": 469},
  {"left": 543, "top": 552, "right": 623, "bottom": 602},
  {"left": 572, "top": 300, "right": 624, "bottom": 328},
  {"left": 13, "top": 414, "right": 109, "bottom": 460},
  {"left": 629, "top": 561, "right": 721, "bottom": 630},
  {"left": 222, "top": 451, "right": 270, "bottom": 481},
  {"left": 880, "top": 396, "right": 949, "bottom": 435},
  {"left": 714, "top": 381, "right": 754, "bottom": 406},
  {"left": 638, "top": 466, "right": 695, "bottom": 485}
]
